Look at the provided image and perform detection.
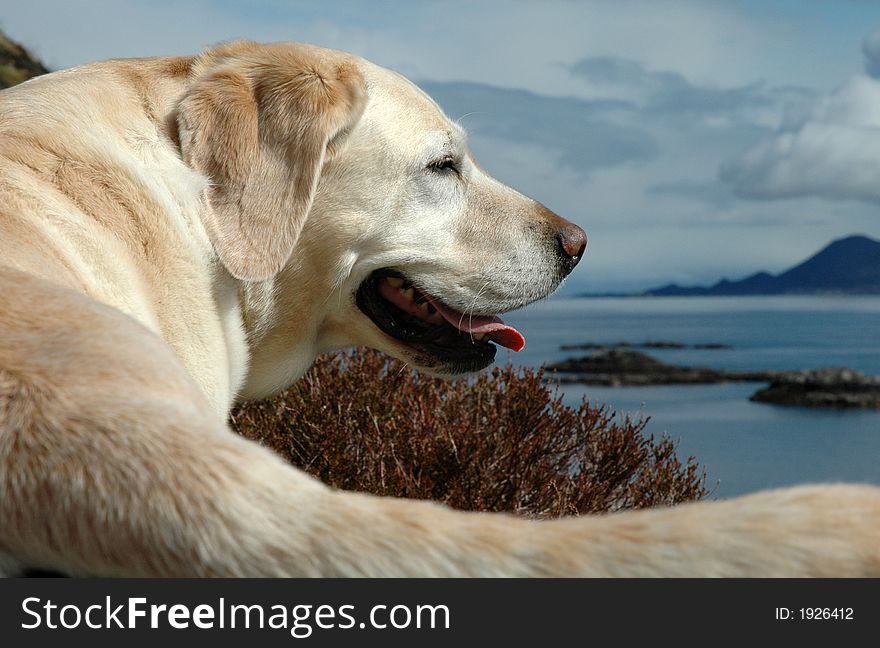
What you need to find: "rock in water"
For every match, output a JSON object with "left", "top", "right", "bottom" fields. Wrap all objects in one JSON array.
[
  {"left": 547, "top": 349, "right": 774, "bottom": 386},
  {"left": 750, "top": 368, "right": 880, "bottom": 409}
]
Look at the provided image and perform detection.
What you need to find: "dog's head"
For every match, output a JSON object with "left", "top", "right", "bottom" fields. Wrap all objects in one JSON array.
[{"left": 178, "top": 42, "right": 586, "bottom": 391}]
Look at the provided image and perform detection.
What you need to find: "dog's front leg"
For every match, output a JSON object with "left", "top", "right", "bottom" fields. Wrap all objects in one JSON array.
[{"left": 6, "top": 366, "right": 880, "bottom": 578}]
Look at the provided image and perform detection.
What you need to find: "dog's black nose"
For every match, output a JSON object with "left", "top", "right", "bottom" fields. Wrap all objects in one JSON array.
[{"left": 556, "top": 223, "right": 587, "bottom": 276}]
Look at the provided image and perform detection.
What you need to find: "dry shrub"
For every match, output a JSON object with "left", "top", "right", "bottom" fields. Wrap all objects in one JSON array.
[{"left": 230, "top": 348, "right": 706, "bottom": 518}]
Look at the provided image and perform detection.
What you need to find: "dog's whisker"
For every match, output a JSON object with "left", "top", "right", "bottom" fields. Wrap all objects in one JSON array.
[{"left": 456, "top": 280, "right": 491, "bottom": 344}]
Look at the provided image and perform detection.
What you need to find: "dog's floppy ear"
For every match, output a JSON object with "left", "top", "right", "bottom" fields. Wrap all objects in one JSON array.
[{"left": 177, "top": 44, "right": 366, "bottom": 281}]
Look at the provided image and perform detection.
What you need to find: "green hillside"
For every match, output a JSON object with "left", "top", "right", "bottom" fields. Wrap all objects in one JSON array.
[{"left": 0, "top": 30, "right": 48, "bottom": 89}]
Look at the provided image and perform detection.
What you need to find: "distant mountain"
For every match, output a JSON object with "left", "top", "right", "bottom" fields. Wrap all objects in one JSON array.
[{"left": 642, "top": 235, "right": 880, "bottom": 296}]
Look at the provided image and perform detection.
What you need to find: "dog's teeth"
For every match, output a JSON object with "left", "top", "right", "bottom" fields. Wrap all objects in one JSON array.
[
  {"left": 419, "top": 302, "right": 430, "bottom": 314},
  {"left": 403, "top": 288, "right": 414, "bottom": 301},
  {"left": 473, "top": 333, "right": 486, "bottom": 341},
  {"left": 387, "top": 277, "right": 404, "bottom": 288}
]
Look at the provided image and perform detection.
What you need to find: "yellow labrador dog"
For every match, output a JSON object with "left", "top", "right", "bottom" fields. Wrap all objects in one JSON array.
[{"left": 0, "top": 41, "right": 878, "bottom": 577}]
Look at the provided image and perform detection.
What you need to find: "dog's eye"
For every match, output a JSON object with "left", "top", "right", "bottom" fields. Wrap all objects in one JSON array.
[{"left": 427, "top": 157, "right": 459, "bottom": 175}]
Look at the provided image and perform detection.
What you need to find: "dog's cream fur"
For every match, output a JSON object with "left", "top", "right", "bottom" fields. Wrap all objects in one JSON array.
[{"left": 0, "top": 41, "right": 878, "bottom": 577}]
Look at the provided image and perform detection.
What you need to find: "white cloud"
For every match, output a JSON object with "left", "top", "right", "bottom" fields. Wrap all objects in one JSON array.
[
  {"left": 722, "top": 74, "right": 880, "bottom": 203},
  {"left": 863, "top": 28, "right": 880, "bottom": 79},
  {"left": 569, "top": 54, "right": 816, "bottom": 130}
]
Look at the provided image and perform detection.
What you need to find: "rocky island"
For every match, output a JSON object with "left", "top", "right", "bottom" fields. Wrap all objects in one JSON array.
[
  {"left": 547, "top": 349, "right": 777, "bottom": 386},
  {"left": 547, "top": 346, "right": 880, "bottom": 409},
  {"left": 560, "top": 340, "right": 733, "bottom": 351},
  {"left": 750, "top": 369, "right": 880, "bottom": 409}
]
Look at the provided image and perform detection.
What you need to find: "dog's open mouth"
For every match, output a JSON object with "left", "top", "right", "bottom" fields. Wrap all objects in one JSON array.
[{"left": 356, "top": 269, "right": 525, "bottom": 372}]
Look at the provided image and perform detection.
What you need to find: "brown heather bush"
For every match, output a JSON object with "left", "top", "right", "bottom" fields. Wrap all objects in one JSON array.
[{"left": 230, "top": 348, "right": 706, "bottom": 518}]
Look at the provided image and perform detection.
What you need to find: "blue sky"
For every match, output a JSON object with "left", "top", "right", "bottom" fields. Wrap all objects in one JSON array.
[{"left": 4, "top": 0, "right": 880, "bottom": 292}]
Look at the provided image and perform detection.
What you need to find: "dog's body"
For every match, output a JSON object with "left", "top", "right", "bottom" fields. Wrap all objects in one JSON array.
[{"left": 0, "top": 41, "right": 878, "bottom": 577}]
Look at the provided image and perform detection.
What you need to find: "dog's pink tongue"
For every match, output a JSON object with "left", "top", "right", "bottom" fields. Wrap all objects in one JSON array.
[{"left": 427, "top": 298, "right": 525, "bottom": 352}]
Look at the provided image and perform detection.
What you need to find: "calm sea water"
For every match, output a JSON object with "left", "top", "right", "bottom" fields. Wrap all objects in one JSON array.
[{"left": 498, "top": 296, "right": 880, "bottom": 498}]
